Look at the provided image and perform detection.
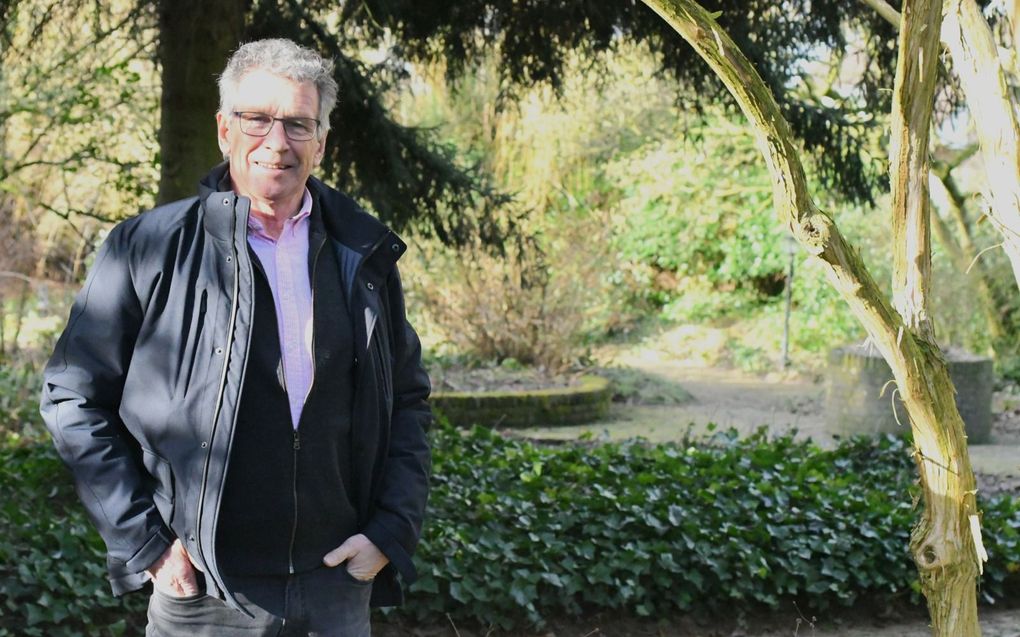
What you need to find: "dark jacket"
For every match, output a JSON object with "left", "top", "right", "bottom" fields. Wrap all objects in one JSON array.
[{"left": 40, "top": 163, "right": 432, "bottom": 609}]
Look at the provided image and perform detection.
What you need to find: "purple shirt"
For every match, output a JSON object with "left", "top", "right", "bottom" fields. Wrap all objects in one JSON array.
[{"left": 246, "top": 188, "right": 314, "bottom": 429}]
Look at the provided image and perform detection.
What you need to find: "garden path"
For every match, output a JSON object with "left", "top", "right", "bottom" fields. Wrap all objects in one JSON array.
[{"left": 520, "top": 360, "right": 1020, "bottom": 492}]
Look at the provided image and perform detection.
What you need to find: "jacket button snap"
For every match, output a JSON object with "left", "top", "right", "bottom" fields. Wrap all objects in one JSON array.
[
  {"left": 226, "top": 256, "right": 232, "bottom": 263},
  {"left": 222, "top": 197, "right": 230, "bottom": 206},
  {"left": 391, "top": 243, "right": 400, "bottom": 252},
  {"left": 200, "top": 441, "right": 208, "bottom": 449},
  {"left": 215, "top": 347, "right": 224, "bottom": 355},
  {"left": 366, "top": 282, "right": 374, "bottom": 290}
]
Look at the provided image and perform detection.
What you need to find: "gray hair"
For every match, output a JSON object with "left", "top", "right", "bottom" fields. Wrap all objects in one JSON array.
[{"left": 218, "top": 38, "right": 338, "bottom": 136}]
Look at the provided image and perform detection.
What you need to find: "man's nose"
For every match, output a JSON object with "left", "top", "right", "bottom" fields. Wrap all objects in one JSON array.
[{"left": 261, "top": 120, "right": 290, "bottom": 149}]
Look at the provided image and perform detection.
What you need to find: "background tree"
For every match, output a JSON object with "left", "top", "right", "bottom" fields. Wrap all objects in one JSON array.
[
  {"left": 0, "top": 0, "right": 157, "bottom": 280},
  {"left": 155, "top": 0, "right": 243, "bottom": 202}
]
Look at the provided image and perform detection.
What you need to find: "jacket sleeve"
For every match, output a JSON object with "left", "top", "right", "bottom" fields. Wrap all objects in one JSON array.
[
  {"left": 40, "top": 223, "right": 172, "bottom": 596},
  {"left": 361, "top": 265, "right": 432, "bottom": 583}
]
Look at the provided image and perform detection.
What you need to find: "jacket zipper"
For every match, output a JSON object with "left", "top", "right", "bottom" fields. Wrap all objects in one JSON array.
[
  {"left": 195, "top": 236, "right": 242, "bottom": 571},
  {"left": 288, "top": 429, "right": 301, "bottom": 574},
  {"left": 288, "top": 238, "right": 324, "bottom": 574}
]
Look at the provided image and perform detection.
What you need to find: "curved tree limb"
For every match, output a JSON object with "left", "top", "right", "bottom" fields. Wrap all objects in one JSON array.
[{"left": 638, "top": 1, "right": 982, "bottom": 634}]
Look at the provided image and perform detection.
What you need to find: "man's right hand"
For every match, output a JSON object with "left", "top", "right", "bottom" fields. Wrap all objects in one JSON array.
[{"left": 146, "top": 538, "right": 200, "bottom": 597}]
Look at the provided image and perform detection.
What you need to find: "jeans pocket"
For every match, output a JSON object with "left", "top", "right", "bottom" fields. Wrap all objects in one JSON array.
[
  {"left": 337, "top": 567, "right": 374, "bottom": 587},
  {"left": 153, "top": 572, "right": 208, "bottom": 604},
  {"left": 154, "top": 588, "right": 208, "bottom": 604}
]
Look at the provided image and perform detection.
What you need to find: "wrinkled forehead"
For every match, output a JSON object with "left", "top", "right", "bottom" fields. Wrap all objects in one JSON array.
[{"left": 232, "top": 69, "right": 320, "bottom": 118}]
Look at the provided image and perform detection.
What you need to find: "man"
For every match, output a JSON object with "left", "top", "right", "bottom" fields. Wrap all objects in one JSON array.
[{"left": 40, "top": 38, "right": 432, "bottom": 636}]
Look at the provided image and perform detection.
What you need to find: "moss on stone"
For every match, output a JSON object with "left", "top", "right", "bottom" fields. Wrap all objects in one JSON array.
[{"left": 432, "top": 374, "right": 612, "bottom": 428}]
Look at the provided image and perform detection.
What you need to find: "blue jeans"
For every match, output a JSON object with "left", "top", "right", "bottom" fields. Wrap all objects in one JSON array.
[{"left": 145, "top": 567, "right": 373, "bottom": 637}]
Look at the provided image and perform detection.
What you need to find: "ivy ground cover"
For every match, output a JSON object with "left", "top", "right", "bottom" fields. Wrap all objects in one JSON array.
[{"left": 1, "top": 424, "right": 1018, "bottom": 635}]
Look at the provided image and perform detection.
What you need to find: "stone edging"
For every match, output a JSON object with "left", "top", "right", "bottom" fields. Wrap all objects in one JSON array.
[{"left": 431, "top": 374, "right": 612, "bottom": 428}]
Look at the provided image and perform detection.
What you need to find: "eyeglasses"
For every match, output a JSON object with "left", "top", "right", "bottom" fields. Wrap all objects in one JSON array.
[{"left": 232, "top": 111, "right": 320, "bottom": 141}]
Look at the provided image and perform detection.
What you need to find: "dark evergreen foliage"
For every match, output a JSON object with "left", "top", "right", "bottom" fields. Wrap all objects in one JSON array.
[
  {"left": 231, "top": 0, "right": 912, "bottom": 238},
  {"left": 246, "top": 0, "right": 514, "bottom": 244},
  {"left": 159, "top": 0, "right": 1016, "bottom": 237},
  {"left": 329, "top": 0, "right": 904, "bottom": 203}
]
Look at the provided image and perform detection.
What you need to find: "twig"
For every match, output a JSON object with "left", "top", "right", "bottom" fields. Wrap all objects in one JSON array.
[
  {"left": 911, "top": 447, "right": 961, "bottom": 477},
  {"left": 445, "top": 613, "right": 461, "bottom": 637},
  {"left": 891, "top": 387, "right": 905, "bottom": 428},
  {"left": 792, "top": 601, "right": 816, "bottom": 636},
  {"left": 966, "top": 242, "right": 1003, "bottom": 274}
]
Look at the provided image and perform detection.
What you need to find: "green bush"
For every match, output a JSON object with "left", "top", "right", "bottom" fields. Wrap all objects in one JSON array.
[
  {"left": 2, "top": 426, "right": 1018, "bottom": 634},
  {"left": 606, "top": 119, "right": 787, "bottom": 311},
  {"left": 0, "top": 444, "right": 148, "bottom": 636},
  {"left": 0, "top": 363, "right": 46, "bottom": 442},
  {"left": 403, "top": 423, "right": 1020, "bottom": 628}
]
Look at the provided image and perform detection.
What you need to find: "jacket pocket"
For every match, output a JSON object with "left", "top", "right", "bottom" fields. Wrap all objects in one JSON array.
[
  {"left": 177, "top": 289, "right": 208, "bottom": 398},
  {"left": 141, "top": 449, "right": 175, "bottom": 526}
]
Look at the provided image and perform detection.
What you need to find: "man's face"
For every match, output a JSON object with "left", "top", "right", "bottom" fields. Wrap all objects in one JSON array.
[{"left": 216, "top": 69, "right": 327, "bottom": 207}]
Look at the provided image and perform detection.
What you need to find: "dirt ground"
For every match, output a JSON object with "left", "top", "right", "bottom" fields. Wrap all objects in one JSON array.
[
  {"left": 520, "top": 360, "right": 1020, "bottom": 495},
  {"left": 378, "top": 604, "right": 1020, "bottom": 637},
  {"left": 508, "top": 356, "right": 1020, "bottom": 637}
]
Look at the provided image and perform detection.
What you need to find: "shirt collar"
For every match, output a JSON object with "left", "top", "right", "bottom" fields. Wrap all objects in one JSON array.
[{"left": 246, "top": 187, "right": 313, "bottom": 235}]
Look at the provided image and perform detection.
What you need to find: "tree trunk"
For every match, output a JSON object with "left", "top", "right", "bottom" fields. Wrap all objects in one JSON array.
[
  {"left": 637, "top": 2, "right": 984, "bottom": 634},
  {"left": 1009, "top": 1, "right": 1020, "bottom": 64},
  {"left": 156, "top": 0, "right": 245, "bottom": 204},
  {"left": 863, "top": 0, "right": 1020, "bottom": 297},
  {"left": 888, "top": 0, "right": 940, "bottom": 337},
  {"left": 940, "top": 0, "right": 1020, "bottom": 297},
  {"left": 888, "top": 4, "right": 982, "bottom": 633}
]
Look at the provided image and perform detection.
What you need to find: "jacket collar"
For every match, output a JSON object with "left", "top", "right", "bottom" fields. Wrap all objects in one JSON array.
[
  {"left": 197, "top": 163, "right": 407, "bottom": 268},
  {"left": 198, "top": 162, "right": 238, "bottom": 244}
]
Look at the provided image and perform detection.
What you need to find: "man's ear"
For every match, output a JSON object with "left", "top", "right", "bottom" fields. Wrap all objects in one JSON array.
[
  {"left": 216, "top": 112, "right": 230, "bottom": 156},
  {"left": 314, "top": 130, "right": 327, "bottom": 166}
]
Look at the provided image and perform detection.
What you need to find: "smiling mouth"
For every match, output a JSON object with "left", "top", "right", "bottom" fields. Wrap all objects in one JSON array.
[{"left": 254, "top": 161, "right": 291, "bottom": 170}]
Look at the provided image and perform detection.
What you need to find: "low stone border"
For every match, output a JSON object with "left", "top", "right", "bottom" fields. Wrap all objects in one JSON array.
[{"left": 431, "top": 374, "right": 612, "bottom": 428}]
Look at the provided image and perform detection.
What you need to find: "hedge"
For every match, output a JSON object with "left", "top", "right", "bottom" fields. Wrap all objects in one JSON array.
[{"left": 1, "top": 424, "right": 1018, "bottom": 635}]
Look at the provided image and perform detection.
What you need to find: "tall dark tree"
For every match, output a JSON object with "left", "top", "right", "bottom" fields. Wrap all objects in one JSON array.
[{"left": 155, "top": 0, "right": 245, "bottom": 204}]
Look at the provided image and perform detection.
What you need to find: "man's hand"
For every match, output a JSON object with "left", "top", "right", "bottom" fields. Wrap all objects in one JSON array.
[
  {"left": 147, "top": 538, "right": 200, "bottom": 597},
  {"left": 323, "top": 533, "right": 389, "bottom": 581}
]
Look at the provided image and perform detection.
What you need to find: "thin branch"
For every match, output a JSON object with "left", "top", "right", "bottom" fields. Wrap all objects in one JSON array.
[
  {"left": 859, "top": 0, "right": 902, "bottom": 29},
  {"left": 38, "top": 200, "right": 117, "bottom": 227},
  {"left": 932, "top": 143, "right": 979, "bottom": 175}
]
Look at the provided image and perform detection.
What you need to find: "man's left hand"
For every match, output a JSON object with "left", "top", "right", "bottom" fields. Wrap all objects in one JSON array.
[{"left": 323, "top": 533, "right": 389, "bottom": 581}]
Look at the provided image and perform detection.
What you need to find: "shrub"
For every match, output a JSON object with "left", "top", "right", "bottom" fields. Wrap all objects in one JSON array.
[
  {"left": 606, "top": 118, "right": 787, "bottom": 310},
  {"left": 2, "top": 426, "right": 1018, "bottom": 634},
  {"left": 409, "top": 217, "right": 613, "bottom": 372},
  {"left": 0, "top": 444, "right": 148, "bottom": 636},
  {"left": 0, "top": 363, "right": 45, "bottom": 441},
  {"left": 402, "top": 423, "right": 1020, "bottom": 628}
]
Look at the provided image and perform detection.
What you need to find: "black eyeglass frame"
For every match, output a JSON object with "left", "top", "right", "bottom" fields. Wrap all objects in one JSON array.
[{"left": 231, "top": 111, "right": 321, "bottom": 141}]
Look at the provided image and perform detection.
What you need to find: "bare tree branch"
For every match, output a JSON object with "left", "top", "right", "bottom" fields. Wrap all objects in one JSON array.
[{"left": 858, "top": 0, "right": 902, "bottom": 28}]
